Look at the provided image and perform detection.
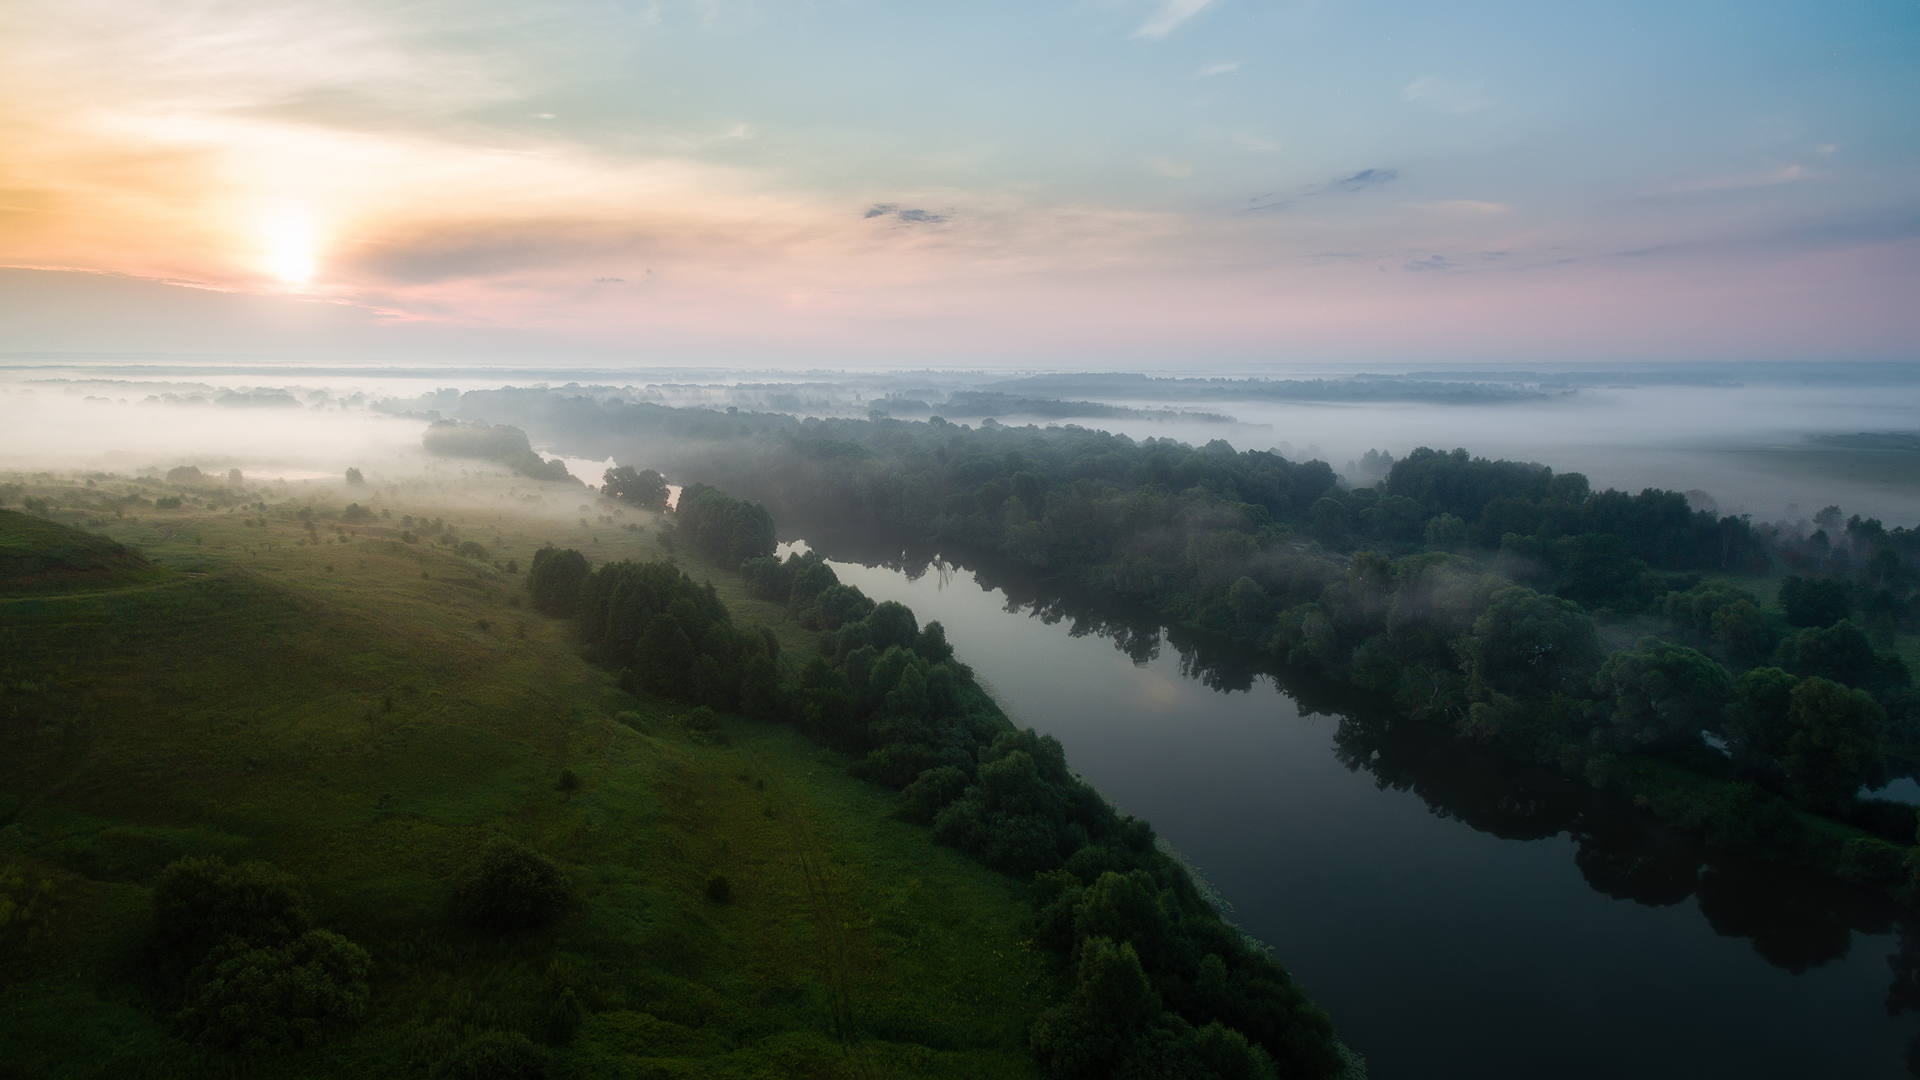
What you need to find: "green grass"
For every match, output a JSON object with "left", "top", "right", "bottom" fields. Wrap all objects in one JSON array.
[{"left": 0, "top": 477, "right": 1050, "bottom": 1078}]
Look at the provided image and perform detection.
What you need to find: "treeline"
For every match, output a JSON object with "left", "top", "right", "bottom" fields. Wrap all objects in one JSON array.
[
  {"left": 525, "top": 407, "right": 1919, "bottom": 896},
  {"left": 422, "top": 420, "right": 576, "bottom": 483},
  {"left": 526, "top": 495, "right": 1346, "bottom": 1077}
]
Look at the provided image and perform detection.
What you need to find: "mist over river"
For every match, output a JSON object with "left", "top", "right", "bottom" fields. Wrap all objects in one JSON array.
[{"left": 795, "top": 540, "right": 1918, "bottom": 1079}]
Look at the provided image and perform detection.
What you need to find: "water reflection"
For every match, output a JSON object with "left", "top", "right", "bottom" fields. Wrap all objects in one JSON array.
[{"left": 797, "top": 528, "right": 1912, "bottom": 1002}]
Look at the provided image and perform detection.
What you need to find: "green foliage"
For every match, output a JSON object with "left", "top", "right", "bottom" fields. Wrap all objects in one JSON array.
[
  {"left": 674, "top": 483, "right": 775, "bottom": 568},
  {"left": 1773, "top": 619, "right": 1907, "bottom": 693},
  {"left": 1463, "top": 586, "right": 1603, "bottom": 700},
  {"left": 436, "top": 1030, "right": 552, "bottom": 1080},
  {"left": 458, "top": 540, "right": 489, "bottom": 560},
  {"left": 151, "top": 857, "right": 313, "bottom": 969},
  {"left": 343, "top": 502, "right": 373, "bottom": 521},
  {"left": 704, "top": 873, "right": 732, "bottom": 903},
  {"left": 423, "top": 421, "right": 576, "bottom": 483},
  {"left": 174, "top": 929, "right": 371, "bottom": 1051},
  {"left": 1781, "top": 677, "right": 1887, "bottom": 813},
  {"left": 1779, "top": 575, "right": 1851, "bottom": 628},
  {"left": 455, "top": 839, "right": 572, "bottom": 933},
  {"left": 601, "top": 464, "right": 669, "bottom": 511},
  {"left": 1662, "top": 580, "right": 1773, "bottom": 664},
  {"left": 526, "top": 545, "right": 589, "bottom": 615},
  {"left": 1592, "top": 637, "right": 1734, "bottom": 752}
]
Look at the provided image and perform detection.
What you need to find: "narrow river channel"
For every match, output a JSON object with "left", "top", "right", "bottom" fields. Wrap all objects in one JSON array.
[{"left": 792, "top": 541, "right": 1919, "bottom": 1079}]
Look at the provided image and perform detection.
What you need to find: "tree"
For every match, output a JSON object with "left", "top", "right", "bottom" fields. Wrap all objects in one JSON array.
[
  {"left": 1781, "top": 677, "right": 1888, "bottom": 813},
  {"left": 1462, "top": 586, "right": 1603, "bottom": 699},
  {"left": 601, "top": 465, "right": 669, "bottom": 511},
  {"left": 152, "top": 857, "right": 313, "bottom": 969},
  {"left": 1724, "top": 666, "right": 1800, "bottom": 762},
  {"left": 1592, "top": 637, "right": 1733, "bottom": 752},
  {"left": 439, "top": 1030, "right": 551, "bottom": 1080},
  {"left": 173, "top": 929, "right": 371, "bottom": 1051},
  {"left": 455, "top": 839, "right": 572, "bottom": 933},
  {"left": 527, "top": 546, "right": 589, "bottom": 615},
  {"left": 635, "top": 613, "right": 695, "bottom": 698},
  {"left": 1779, "top": 575, "right": 1851, "bottom": 628},
  {"left": 344, "top": 467, "right": 365, "bottom": 485}
]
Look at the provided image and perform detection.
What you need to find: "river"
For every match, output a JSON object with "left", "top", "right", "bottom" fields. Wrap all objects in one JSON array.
[{"left": 790, "top": 540, "right": 1919, "bottom": 1079}]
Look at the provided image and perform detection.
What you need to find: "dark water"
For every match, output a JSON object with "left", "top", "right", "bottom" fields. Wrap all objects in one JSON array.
[{"left": 794, "top": 540, "right": 1919, "bottom": 1079}]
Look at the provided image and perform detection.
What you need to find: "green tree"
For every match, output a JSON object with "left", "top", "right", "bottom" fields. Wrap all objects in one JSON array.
[
  {"left": 152, "top": 857, "right": 313, "bottom": 969},
  {"left": 173, "top": 929, "right": 371, "bottom": 1052},
  {"left": 438, "top": 1030, "right": 551, "bottom": 1080},
  {"left": 601, "top": 465, "right": 669, "bottom": 511},
  {"left": 1592, "top": 637, "right": 1733, "bottom": 751},
  {"left": 455, "top": 839, "right": 572, "bottom": 933},
  {"left": 1781, "top": 677, "right": 1888, "bottom": 812},
  {"left": 1462, "top": 586, "right": 1603, "bottom": 699},
  {"left": 526, "top": 546, "right": 589, "bottom": 615},
  {"left": 1724, "top": 666, "right": 1800, "bottom": 762}
]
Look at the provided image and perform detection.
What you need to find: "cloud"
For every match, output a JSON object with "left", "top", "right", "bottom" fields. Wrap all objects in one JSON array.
[
  {"left": 1405, "top": 255, "right": 1458, "bottom": 272},
  {"left": 1135, "top": 0, "right": 1216, "bottom": 39},
  {"left": 1144, "top": 157, "right": 1194, "bottom": 178},
  {"left": 1403, "top": 76, "right": 1495, "bottom": 114},
  {"left": 1652, "top": 165, "right": 1809, "bottom": 195},
  {"left": 1333, "top": 168, "right": 1398, "bottom": 192},
  {"left": 1195, "top": 61, "right": 1239, "bottom": 78},
  {"left": 864, "top": 204, "right": 947, "bottom": 224}
]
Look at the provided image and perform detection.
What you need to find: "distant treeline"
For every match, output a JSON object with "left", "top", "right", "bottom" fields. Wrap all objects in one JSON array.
[
  {"left": 422, "top": 420, "right": 577, "bottom": 484},
  {"left": 529, "top": 484, "right": 1347, "bottom": 1079}
]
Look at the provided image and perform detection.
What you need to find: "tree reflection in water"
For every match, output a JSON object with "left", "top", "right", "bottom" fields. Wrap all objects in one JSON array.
[{"left": 805, "top": 531, "right": 1918, "bottom": 1064}]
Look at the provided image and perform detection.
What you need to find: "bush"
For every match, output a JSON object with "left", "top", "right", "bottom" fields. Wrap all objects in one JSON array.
[
  {"left": 436, "top": 1030, "right": 551, "bottom": 1080},
  {"left": 152, "top": 857, "right": 313, "bottom": 968},
  {"left": 173, "top": 929, "right": 371, "bottom": 1052},
  {"left": 705, "top": 873, "right": 732, "bottom": 903},
  {"left": 455, "top": 839, "right": 571, "bottom": 933}
]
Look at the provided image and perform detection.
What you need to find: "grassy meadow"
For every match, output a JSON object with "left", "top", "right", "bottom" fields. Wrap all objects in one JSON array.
[{"left": 0, "top": 465, "right": 1050, "bottom": 1078}]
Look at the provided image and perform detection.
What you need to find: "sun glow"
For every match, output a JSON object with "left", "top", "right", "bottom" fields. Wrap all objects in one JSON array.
[{"left": 261, "top": 211, "right": 318, "bottom": 284}]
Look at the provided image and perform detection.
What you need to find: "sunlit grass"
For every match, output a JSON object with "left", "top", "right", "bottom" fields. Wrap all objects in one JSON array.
[{"left": 0, "top": 473, "right": 1049, "bottom": 1077}]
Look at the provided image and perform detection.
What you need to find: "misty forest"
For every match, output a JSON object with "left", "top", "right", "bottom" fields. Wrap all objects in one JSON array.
[{"left": 2, "top": 367, "right": 1920, "bottom": 1079}]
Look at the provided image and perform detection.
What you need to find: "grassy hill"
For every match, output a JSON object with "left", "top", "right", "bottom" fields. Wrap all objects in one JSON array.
[
  {"left": 0, "top": 482, "right": 1049, "bottom": 1078},
  {"left": 0, "top": 508, "right": 167, "bottom": 594}
]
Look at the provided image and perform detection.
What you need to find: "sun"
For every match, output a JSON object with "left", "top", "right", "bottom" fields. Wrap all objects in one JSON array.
[{"left": 260, "top": 210, "right": 318, "bottom": 284}]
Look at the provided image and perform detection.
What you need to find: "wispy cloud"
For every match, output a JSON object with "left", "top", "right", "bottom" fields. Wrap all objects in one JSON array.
[
  {"left": 864, "top": 204, "right": 948, "bottom": 224},
  {"left": 1195, "top": 60, "right": 1239, "bottom": 78},
  {"left": 1135, "top": 0, "right": 1216, "bottom": 40},
  {"left": 1405, "top": 254, "right": 1458, "bottom": 272},
  {"left": 1332, "top": 168, "right": 1398, "bottom": 192}
]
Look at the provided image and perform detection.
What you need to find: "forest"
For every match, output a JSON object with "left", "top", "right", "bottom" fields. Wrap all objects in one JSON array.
[{"left": 433, "top": 390, "right": 1920, "bottom": 906}]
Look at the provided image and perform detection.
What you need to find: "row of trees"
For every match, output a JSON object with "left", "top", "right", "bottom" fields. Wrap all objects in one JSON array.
[
  {"left": 529, "top": 515, "right": 1344, "bottom": 1076},
  {"left": 422, "top": 421, "right": 576, "bottom": 483}
]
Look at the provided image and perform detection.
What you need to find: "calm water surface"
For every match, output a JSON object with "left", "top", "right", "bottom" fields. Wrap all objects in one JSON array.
[{"left": 799, "top": 543, "right": 1918, "bottom": 1080}]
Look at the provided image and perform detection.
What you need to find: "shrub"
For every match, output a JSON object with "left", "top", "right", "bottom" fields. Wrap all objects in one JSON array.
[
  {"left": 152, "top": 857, "right": 313, "bottom": 968},
  {"left": 173, "top": 929, "right": 371, "bottom": 1052},
  {"left": 436, "top": 1030, "right": 552, "bottom": 1080},
  {"left": 705, "top": 873, "right": 732, "bottom": 903},
  {"left": 556, "top": 768, "right": 580, "bottom": 793},
  {"left": 455, "top": 839, "right": 571, "bottom": 933}
]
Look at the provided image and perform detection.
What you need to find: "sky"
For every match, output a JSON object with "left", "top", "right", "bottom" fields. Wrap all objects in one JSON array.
[{"left": 1, "top": 0, "right": 1916, "bottom": 366}]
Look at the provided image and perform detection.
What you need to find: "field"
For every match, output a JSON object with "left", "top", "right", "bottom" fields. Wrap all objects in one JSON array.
[{"left": 0, "top": 465, "right": 1050, "bottom": 1078}]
